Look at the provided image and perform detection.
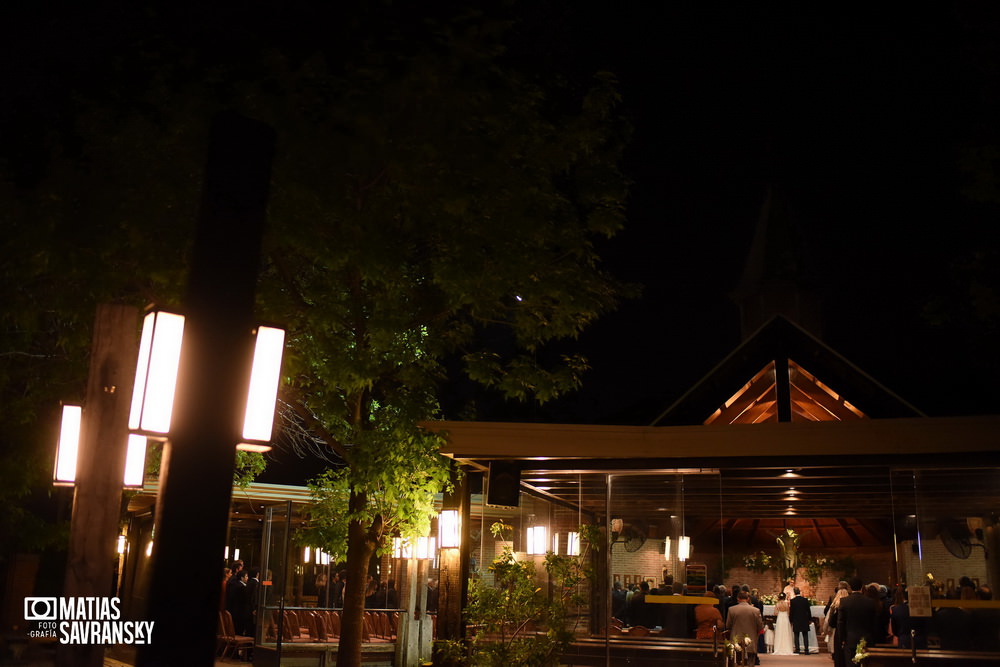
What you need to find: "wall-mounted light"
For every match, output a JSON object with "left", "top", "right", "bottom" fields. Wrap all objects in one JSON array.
[
  {"left": 439, "top": 510, "right": 460, "bottom": 549},
  {"left": 526, "top": 525, "right": 547, "bottom": 555},
  {"left": 678, "top": 535, "right": 690, "bottom": 561},
  {"left": 393, "top": 537, "right": 411, "bottom": 559},
  {"left": 415, "top": 536, "right": 437, "bottom": 560},
  {"left": 54, "top": 404, "right": 148, "bottom": 488},
  {"left": 127, "top": 309, "right": 284, "bottom": 452},
  {"left": 117, "top": 535, "right": 127, "bottom": 555},
  {"left": 146, "top": 541, "right": 154, "bottom": 557},
  {"left": 567, "top": 531, "right": 580, "bottom": 557},
  {"left": 663, "top": 537, "right": 671, "bottom": 561},
  {"left": 303, "top": 546, "right": 311, "bottom": 564},
  {"left": 54, "top": 404, "right": 82, "bottom": 486},
  {"left": 129, "top": 310, "right": 186, "bottom": 437},
  {"left": 239, "top": 325, "right": 285, "bottom": 451}
]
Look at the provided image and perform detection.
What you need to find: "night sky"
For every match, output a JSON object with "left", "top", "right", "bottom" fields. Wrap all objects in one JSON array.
[
  {"left": 5, "top": 2, "right": 1000, "bottom": 428},
  {"left": 503, "top": 3, "right": 1000, "bottom": 424}
]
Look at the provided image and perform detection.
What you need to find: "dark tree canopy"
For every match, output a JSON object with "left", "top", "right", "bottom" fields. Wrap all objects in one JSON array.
[{"left": 1, "top": 6, "right": 630, "bottom": 664}]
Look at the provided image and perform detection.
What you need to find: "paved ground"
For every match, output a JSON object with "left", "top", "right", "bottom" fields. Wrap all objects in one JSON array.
[{"left": 760, "top": 653, "right": 834, "bottom": 666}]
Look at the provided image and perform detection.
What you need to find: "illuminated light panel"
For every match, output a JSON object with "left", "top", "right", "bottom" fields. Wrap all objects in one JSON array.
[
  {"left": 54, "top": 404, "right": 82, "bottom": 485},
  {"left": 123, "top": 434, "right": 147, "bottom": 488},
  {"left": 241, "top": 326, "right": 285, "bottom": 448},
  {"left": 526, "top": 525, "right": 547, "bottom": 555},
  {"left": 677, "top": 535, "right": 690, "bottom": 561},
  {"left": 439, "top": 510, "right": 460, "bottom": 548},
  {"left": 129, "top": 310, "right": 185, "bottom": 435}
]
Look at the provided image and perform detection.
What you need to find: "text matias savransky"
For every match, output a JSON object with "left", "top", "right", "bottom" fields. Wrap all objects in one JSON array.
[{"left": 24, "top": 597, "right": 154, "bottom": 645}]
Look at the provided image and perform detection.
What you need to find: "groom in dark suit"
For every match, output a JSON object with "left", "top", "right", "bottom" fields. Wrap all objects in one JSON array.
[{"left": 789, "top": 587, "right": 813, "bottom": 654}]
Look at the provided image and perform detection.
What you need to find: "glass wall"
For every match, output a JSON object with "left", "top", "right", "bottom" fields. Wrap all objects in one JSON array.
[{"left": 239, "top": 464, "right": 1000, "bottom": 662}]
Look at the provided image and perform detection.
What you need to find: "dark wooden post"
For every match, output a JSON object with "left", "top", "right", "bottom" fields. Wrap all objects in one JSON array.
[
  {"left": 58, "top": 303, "right": 139, "bottom": 667},
  {"left": 137, "top": 112, "right": 274, "bottom": 666},
  {"left": 435, "top": 469, "right": 470, "bottom": 665}
]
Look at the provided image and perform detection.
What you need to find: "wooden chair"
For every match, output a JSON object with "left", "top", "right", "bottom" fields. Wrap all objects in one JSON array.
[
  {"left": 313, "top": 611, "right": 329, "bottom": 641},
  {"left": 389, "top": 612, "right": 399, "bottom": 639},
  {"left": 361, "top": 612, "right": 372, "bottom": 642},
  {"left": 219, "top": 610, "right": 254, "bottom": 659},
  {"left": 627, "top": 625, "right": 651, "bottom": 637}
]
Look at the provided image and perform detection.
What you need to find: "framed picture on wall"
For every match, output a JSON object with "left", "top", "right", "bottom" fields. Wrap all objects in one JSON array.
[
  {"left": 613, "top": 574, "right": 621, "bottom": 584},
  {"left": 624, "top": 575, "right": 631, "bottom": 585},
  {"left": 634, "top": 574, "right": 642, "bottom": 585},
  {"left": 947, "top": 578, "right": 955, "bottom": 593}
]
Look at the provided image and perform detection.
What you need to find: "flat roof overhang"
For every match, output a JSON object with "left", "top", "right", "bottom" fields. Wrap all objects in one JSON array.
[{"left": 423, "top": 415, "right": 1000, "bottom": 465}]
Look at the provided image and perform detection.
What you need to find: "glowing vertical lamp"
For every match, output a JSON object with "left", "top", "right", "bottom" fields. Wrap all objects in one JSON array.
[
  {"left": 54, "top": 404, "right": 148, "bottom": 488},
  {"left": 526, "top": 525, "right": 547, "bottom": 555},
  {"left": 567, "top": 531, "right": 581, "bottom": 556},
  {"left": 54, "top": 404, "right": 82, "bottom": 486},
  {"left": 439, "top": 510, "right": 460, "bottom": 549},
  {"left": 678, "top": 475, "right": 690, "bottom": 562}
]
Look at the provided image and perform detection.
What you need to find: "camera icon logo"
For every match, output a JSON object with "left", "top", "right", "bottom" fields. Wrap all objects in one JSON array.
[{"left": 24, "top": 597, "right": 58, "bottom": 621}]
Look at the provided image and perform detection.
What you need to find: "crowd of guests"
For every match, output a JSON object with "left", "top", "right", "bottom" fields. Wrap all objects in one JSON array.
[
  {"left": 222, "top": 560, "right": 261, "bottom": 639},
  {"left": 313, "top": 570, "right": 435, "bottom": 611},
  {"left": 611, "top": 574, "right": 999, "bottom": 663}
]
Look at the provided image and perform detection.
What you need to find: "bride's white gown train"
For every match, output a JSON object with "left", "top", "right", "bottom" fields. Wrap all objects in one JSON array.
[{"left": 773, "top": 610, "right": 795, "bottom": 655}]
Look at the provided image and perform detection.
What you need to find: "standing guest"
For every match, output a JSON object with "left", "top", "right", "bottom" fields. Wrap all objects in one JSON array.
[
  {"left": 221, "top": 567, "right": 232, "bottom": 612},
  {"left": 826, "top": 588, "right": 849, "bottom": 665},
  {"left": 934, "top": 585, "right": 973, "bottom": 650},
  {"left": 226, "top": 569, "right": 252, "bottom": 637},
  {"left": 245, "top": 567, "right": 261, "bottom": 637},
  {"left": 726, "top": 585, "right": 741, "bottom": 618},
  {"left": 426, "top": 578, "right": 439, "bottom": 612},
  {"left": 315, "top": 570, "right": 328, "bottom": 606},
  {"left": 694, "top": 588, "right": 724, "bottom": 640},
  {"left": 230, "top": 559, "right": 245, "bottom": 583},
  {"left": 716, "top": 585, "right": 731, "bottom": 621},
  {"left": 385, "top": 579, "right": 399, "bottom": 609},
  {"left": 628, "top": 581, "right": 657, "bottom": 629},
  {"left": 971, "top": 586, "right": 1000, "bottom": 651},
  {"left": 363, "top": 579, "right": 379, "bottom": 609},
  {"left": 726, "top": 590, "right": 764, "bottom": 662},
  {"left": 611, "top": 581, "right": 628, "bottom": 621},
  {"left": 333, "top": 571, "right": 346, "bottom": 608},
  {"left": 837, "top": 577, "right": 878, "bottom": 667},
  {"left": 660, "top": 584, "right": 692, "bottom": 637},
  {"left": 790, "top": 586, "right": 813, "bottom": 654}
]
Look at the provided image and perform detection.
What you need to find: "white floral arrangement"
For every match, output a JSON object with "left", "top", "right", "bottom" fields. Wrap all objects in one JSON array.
[{"left": 852, "top": 638, "right": 871, "bottom": 664}]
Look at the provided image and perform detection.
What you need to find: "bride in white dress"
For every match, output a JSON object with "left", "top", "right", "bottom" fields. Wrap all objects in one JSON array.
[{"left": 773, "top": 592, "right": 795, "bottom": 655}]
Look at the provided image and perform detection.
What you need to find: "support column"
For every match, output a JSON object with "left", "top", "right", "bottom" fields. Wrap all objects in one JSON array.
[
  {"left": 137, "top": 112, "right": 274, "bottom": 666},
  {"left": 58, "top": 304, "right": 139, "bottom": 667},
  {"left": 435, "top": 469, "right": 470, "bottom": 665}
]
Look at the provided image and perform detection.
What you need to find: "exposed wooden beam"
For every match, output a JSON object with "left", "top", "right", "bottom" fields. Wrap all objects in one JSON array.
[{"left": 837, "top": 518, "right": 863, "bottom": 547}]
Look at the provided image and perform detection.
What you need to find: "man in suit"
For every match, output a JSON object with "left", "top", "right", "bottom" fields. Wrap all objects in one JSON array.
[
  {"left": 659, "top": 583, "right": 694, "bottom": 637},
  {"left": 789, "top": 586, "right": 813, "bottom": 654},
  {"left": 726, "top": 590, "right": 765, "bottom": 661},
  {"left": 837, "top": 576, "right": 878, "bottom": 665}
]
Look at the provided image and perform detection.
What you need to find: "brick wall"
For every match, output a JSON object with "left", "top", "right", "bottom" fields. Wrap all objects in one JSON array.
[
  {"left": 610, "top": 537, "right": 668, "bottom": 588},
  {"left": 898, "top": 538, "right": 988, "bottom": 592}
]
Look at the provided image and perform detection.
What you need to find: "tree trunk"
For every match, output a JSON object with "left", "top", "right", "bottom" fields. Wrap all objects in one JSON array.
[{"left": 337, "top": 491, "right": 377, "bottom": 667}]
